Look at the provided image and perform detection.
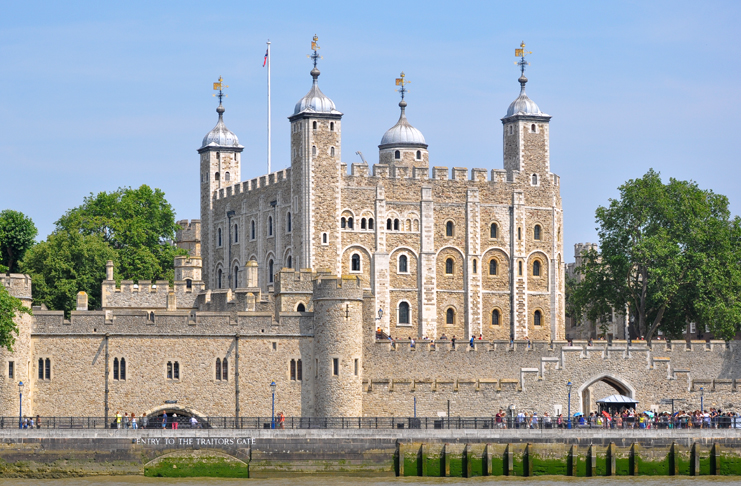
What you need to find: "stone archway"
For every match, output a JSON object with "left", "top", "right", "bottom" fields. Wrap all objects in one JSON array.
[
  {"left": 140, "top": 405, "right": 209, "bottom": 429},
  {"left": 576, "top": 373, "right": 635, "bottom": 414}
]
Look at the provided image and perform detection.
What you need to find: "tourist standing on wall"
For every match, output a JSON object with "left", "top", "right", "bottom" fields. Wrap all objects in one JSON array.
[
  {"left": 116, "top": 412, "right": 122, "bottom": 429},
  {"left": 162, "top": 412, "right": 168, "bottom": 429},
  {"left": 142, "top": 413, "right": 149, "bottom": 429}
]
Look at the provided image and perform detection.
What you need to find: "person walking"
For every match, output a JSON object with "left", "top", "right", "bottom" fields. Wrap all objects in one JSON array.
[
  {"left": 278, "top": 412, "right": 285, "bottom": 429},
  {"left": 116, "top": 411, "right": 122, "bottom": 429},
  {"left": 131, "top": 413, "right": 137, "bottom": 430},
  {"left": 172, "top": 413, "right": 179, "bottom": 429},
  {"left": 161, "top": 412, "right": 168, "bottom": 429},
  {"left": 142, "top": 413, "right": 149, "bottom": 429}
]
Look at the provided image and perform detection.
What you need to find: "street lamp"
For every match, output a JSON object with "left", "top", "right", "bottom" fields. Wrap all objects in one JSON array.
[
  {"left": 567, "top": 381, "right": 573, "bottom": 430},
  {"left": 700, "top": 387, "right": 704, "bottom": 412},
  {"left": 270, "top": 381, "right": 277, "bottom": 429},
  {"left": 18, "top": 382, "right": 24, "bottom": 429}
]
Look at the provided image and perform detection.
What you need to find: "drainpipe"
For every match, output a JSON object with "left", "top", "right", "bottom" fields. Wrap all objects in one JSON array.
[
  {"left": 104, "top": 333, "right": 109, "bottom": 428},
  {"left": 235, "top": 333, "right": 240, "bottom": 428},
  {"left": 227, "top": 210, "right": 236, "bottom": 288}
]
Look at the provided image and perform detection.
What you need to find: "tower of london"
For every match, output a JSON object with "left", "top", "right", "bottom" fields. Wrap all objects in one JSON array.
[{"left": 2, "top": 42, "right": 738, "bottom": 421}]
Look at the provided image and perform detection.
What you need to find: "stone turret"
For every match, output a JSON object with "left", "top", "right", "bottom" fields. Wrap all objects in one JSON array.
[{"left": 311, "top": 275, "right": 364, "bottom": 417}]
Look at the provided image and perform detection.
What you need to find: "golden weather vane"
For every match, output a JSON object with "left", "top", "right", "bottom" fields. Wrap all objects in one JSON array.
[
  {"left": 212, "top": 76, "right": 229, "bottom": 104},
  {"left": 514, "top": 41, "right": 532, "bottom": 76},
  {"left": 395, "top": 72, "right": 410, "bottom": 100},
  {"left": 307, "top": 34, "right": 323, "bottom": 67}
]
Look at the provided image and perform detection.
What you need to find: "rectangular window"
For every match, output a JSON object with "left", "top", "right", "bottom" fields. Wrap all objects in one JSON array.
[
  {"left": 297, "top": 359, "right": 302, "bottom": 381},
  {"left": 332, "top": 358, "right": 339, "bottom": 376},
  {"left": 272, "top": 342, "right": 277, "bottom": 351},
  {"left": 315, "top": 359, "right": 318, "bottom": 378},
  {"left": 354, "top": 359, "right": 358, "bottom": 376},
  {"left": 8, "top": 361, "right": 13, "bottom": 379}
]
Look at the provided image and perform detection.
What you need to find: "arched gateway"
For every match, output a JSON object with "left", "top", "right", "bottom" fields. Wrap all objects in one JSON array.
[{"left": 576, "top": 373, "right": 636, "bottom": 414}]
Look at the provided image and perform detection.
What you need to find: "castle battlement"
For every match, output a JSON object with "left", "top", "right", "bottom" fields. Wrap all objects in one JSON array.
[
  {"left": 1, "top": 273, "right": 32, "bottom": 302},
  {"left": 311, "top": 274, "right": 364, "bottom": 301},
  {"left": 344, "top": 164, "right": 551, "bottom": 186},
  {"left": 213, "top": 167, "right": 291, "bottom": 201}
]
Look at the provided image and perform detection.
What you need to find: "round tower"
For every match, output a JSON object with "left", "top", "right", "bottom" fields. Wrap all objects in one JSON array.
[{"left": 311, "top": 275, "right": 364, "bottom": 417}]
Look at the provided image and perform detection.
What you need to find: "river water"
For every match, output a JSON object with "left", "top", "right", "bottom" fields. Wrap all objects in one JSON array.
[{"left": 0, "top": 477, "right": 738, "bottom": 485}]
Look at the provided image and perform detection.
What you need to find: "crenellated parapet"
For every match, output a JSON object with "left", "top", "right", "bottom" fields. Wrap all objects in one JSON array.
[
  {"left": 213, "top": 168, "right": 291, "bottom": 202},
  {"left": 344, "top": 164, "right": 540, "bottom": 185},
  {"left": 0, "top": 273, "right": 32, "bottom": 306}
]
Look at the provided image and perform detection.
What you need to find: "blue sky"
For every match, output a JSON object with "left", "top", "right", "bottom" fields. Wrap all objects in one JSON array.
[{"left": 2, "top": 1, "right": 740, "bottom": 261}]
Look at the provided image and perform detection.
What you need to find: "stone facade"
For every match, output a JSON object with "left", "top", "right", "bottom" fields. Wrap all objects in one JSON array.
[{"left": 2, "top": 56, "right": 736, "bottom": 421}]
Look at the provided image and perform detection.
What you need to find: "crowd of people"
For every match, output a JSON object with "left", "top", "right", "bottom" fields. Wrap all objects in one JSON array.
[
  {"left": 489, "top": 407, "right": 741, "bottom": 429},
  {"left": 113, "top": 411, "right": 201, "bottom": 429}
]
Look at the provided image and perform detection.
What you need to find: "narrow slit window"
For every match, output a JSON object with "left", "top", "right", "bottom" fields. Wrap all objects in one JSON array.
[
  {"left": 167, "top": 361, "right": 173, "bottom": 379},
  {"left": 269, "top": 260, "right": 274, "bottom": 283},
  {"left": 354, "top": 359, "right": 359, "bottom": 376},
  {"left": 398, "top": 254, "right": 408, "bottom": 273},
  {"left": 489, "top": 259, "right": 497, "bottom": 275},
  {"left": 113, "top": 358, "right": 119, "bottom": 380},
  {"left": 45, "top": 358, "right": 50, "bottom": 380},
  {"left": 492, "top": 309, "right": 500, "bottom": 326},
  {"left": 533, "top": 260, "right": 541, "bottom": 276},
  {"left": 268, "top": 216, "right": 273, "bottom": 236},
  {"left": 313, "top": 121, "right": 317, "bottom": 129},
  {"left": 287, "top": 255, "right": 292, "bottom": 269},
  {"left": 534, "top": 225, "right": 541, "bottom": 240},
  {"left": 446, "top": 221, "right": 454, "bottom": 237},
  {"left": 251, "top": 220, "right": 256, "bottom": 239},
  {"left": 368, "top": 218, "right": 374, "bottom": 229},
  {"left": 287, "top": 213, "right": 292, "bottom": 232},
  {"left": 218, "top": 269, "right": 222, "bottom": 289},
  {"left": 333, "top": 358, "right": 339, "bottom": 376},
  {"left": 234, "top": 266, "right": 239, "bottom": 288},
  {"left": 394, "top": 219, "right": 399, "bottom": 231},
  {"left": 216, "top": 358, "right": 222, "bottom": 381},
  {"left": 173, "top": 361, "right": 180, "bottom": 380},
  {"left": 38, "top": 358, "right": 43, "bottom": 379},
  {"left": 8, "top": 361, "right": 14, "bottom": 379},
  {"left": 290, "top": 359, "right": 296, "bottom": 381},
  {"left": 490, "top": 223, "right": 498, "bottom": 238},
  {"left": 387, "top": 219, "right": 392, "bottom": 230},
  {"left": 473, "top": 259, "right": 477, "bottom": 274},
  {"left": 218, "top": 228, "right": 222, "bottom": 246},
  {"left": 445, "top": 258, "right": 454, "bottom": 275},
  {"left": 297, "top": 359, "right": 302, "bottom": 381},
  {"left": 330, "top": 122, "right": 334, "bottom": 131},
  {"left": 361, "top": 218, "right": 366, "bottom": 229},
  {"left": 234, "top": 224, "right": 238, "bottom": 242},
  {"left": 518, "top": 261, "right": 523, "bottom": 276},
  {"left": 222, "top": 358, "right": 228, "bottom": 380}
]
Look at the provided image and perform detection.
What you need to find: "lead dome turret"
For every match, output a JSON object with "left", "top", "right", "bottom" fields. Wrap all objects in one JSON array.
[
  {"left": 293, "top": 67, "right": 342, "bottom": 116},
  {"left": 378, "top": 73, "right": 429, "bottom": 169},
  {"left": 504, "top": 75, "right": 548, "bottom": 118},
  {"left": 201, "top": 104, "right": 242, "bottom": 149}
]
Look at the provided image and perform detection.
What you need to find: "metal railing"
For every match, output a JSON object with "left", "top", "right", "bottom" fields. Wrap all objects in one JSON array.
[{"left": 5, "top": 415, "right": 741, "bottom": 430}]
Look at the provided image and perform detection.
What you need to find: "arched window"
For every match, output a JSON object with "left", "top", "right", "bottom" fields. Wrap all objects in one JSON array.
[
  {"left": 534, "top": 225, "right": 541, "bottom": 240},
  {"left": 312, "top": 145, "right": 317, "bottom": 156},
  {"left": 38, "top": 358, "right": 43, "bottom": 379},
  {"left": 167, "top": 361, "right": 173, "bottom": 379},
  {"left": 234, "top": 224, "right": 238, "bottom": 243},
  {"left": 531, "top": 124, "right": 536, "bottom": 132},
  {"left": 268, "top": 259, "right": 274, "bottom": 283},
  {"left": 351, "top": 254, "right": 361, "bottom": 272},
  {"left": 532, "top": 174, "right": 538, "bottom": 185},
  {"left": 518, "top": 261, "right": 523, "bottom": 276},
  {"left": 348, "top": 217, "right": 353, "bottom": 229},
  {"left": 394, "top": 219, "right": 399, "bottom": 230},
  {"left": 341, "top": 217, "right": 346, "bottom": 228},
  {"left": 218, "top": 228, "right": 222, "bottom": 246},
  {"left": 489, "top": 259, "right": 497, "bottom": 275},
  {"left": 268, "top": 216, "right": 273, "bottom": 236},
  {"left": 287, "top": 255, "right": 292, "bottom": 269},
  {"left": 296, "top": 303, "right": 306, "bottom": 312},
  {"left": 533, "top": 260, "right": 541, "bottom": 276},
  {"left": 297, "top": 359, "right": 302, "bottom": 380},
  {"left": 446, "top": 308, "right": 455, "bottom": 325},
  {"left": 287, "top": 212, "right": 292, "bottom": 232},
  {"left": 215, "top": 172, "right": 220, "bottom": 181},
  {"left": 225, "top": 172, "right": 230, "bottom": 182},
  {"left": 290, "top": 359, "right": 296, "bottom": 380},
  {"left": 234, "top": 266, "right": 239, "bottom": 288},
  {"left": 398, "top": 302, "right": 410, "bottom": 324},
  {"left": 416, "top": 150, "right": 421, "bottom": 159},
  {"left": 113, "top": 358, "right": 119, "bottom": 380},
  {"left": 330, "top": 147, "right": 335, "bottom": 157},
  {"left": 446, "top": 221, "right": 454, "bottom": 237},
  {"left": 222, "top": 358, "right": 227, "bottom": 380},
  {"left": 251, "top": 220, "right": 256, "bottom": 239},
  {"left": 534, "top": 310, "right": 542, "bottom": 326},
  {"left": 217, "top": 269, "right": 222, "bottom": 289},
  {"left": 173, "top": 361, "right": 180, "bottom": 379},
  {"left": 369, "top": 218, "right": 374, "bottom": 229},
  {"left": 186, "top": 279, "right": 192, "bottom": 289},
  {"left": 492, "top": 309, "right": 500, "bottom": 326},
  {"left": 387, "top": 218, "right": 392, "bottom": 230},
  {"left": 490, "top": 223, "right": 498, "bottom": 238},
  {"left": 398, "top": 254, "right": 408, "bottom": 273},
  {"left": 330, "top": 122, "right": 335, "bottom": 131},
  {"left": 312, "top": 121, "right": 317, "bottom": 129},
  {"left": 149, "top": 311, "right": 155, "bottom": 322},
  {"left": 120, "top": 357, "right": 126, "bottom": 380},
  {"left": 445, "top": 258, "right": 454, "bottom": 275},
  {"left": 473, "top": 259, "right": 477, "bottom": 274},
  {"left": 216, "top": 358, "right": 222, "bottom": 381},
  {"left": 361, "top": 218, "right": 366, "bottom": 229},
  {"left": 394, "top": 150, "right": 400, "bottom": 159},
  {"left": 322, "top": 233, "right": 328, "bottom": 244}
]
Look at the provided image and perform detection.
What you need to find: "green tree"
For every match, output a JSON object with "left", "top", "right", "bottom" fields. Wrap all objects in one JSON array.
[
  {"left": 20, "top": 232, "right": 117, "bottom": 315},
  {"left": 0, "top": 210, "right": 38, "bottom": 273},
  {"left": 55, "top": 185, "right": 185, "bottom": 282},
  {"left": 570, "top": 169, "right": 741, "bottom": 344},
  {"left": 0, "top": 270, "right": 31, "bottom": 352}
]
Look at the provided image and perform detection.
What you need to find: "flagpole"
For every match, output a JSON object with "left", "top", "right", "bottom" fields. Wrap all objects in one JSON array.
[{"left": 267, "top": 40, "right": 272, "bottom": 174}]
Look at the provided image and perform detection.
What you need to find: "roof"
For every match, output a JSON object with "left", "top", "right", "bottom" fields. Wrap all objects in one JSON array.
[{"left": 596, "top": 394, "right": 639, "bottom": 404}]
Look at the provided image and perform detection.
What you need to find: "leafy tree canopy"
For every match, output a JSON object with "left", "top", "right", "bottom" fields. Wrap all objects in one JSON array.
[
  {"left": 569, "top": 169, "right": 741, "bottom": 343},
  {"left": 54, "top": 185, "right": 186, "bottom": 282},
  {"left": 20, "top": 232, "right": 117, "bottom": 315},
  {"left": 0, "top": 210, "right": 37, "bottom": 273}
]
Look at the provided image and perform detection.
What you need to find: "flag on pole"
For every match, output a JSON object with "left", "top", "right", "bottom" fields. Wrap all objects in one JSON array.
[{"left": 263, "top": 48, "right": 269, "bottom": 67}]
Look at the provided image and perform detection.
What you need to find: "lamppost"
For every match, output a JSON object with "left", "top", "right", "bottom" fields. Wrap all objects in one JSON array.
[
  {"left": 700, "top": 387, "right": 704, "bottom": 412},
  {"left": 18, "top": 381, "right": 24, "bottom": 429},
  {"left": 270, "top": 381, "right": 277, "bottom": 429},
  {"left": 567, "top": 381, "right": 573, "bottom": 430}
]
